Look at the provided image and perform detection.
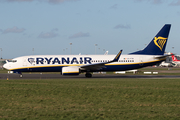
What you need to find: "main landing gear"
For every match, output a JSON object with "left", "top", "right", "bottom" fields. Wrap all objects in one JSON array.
[
  {"left": 19, "top": 74, "right": 23, "bottom": 78},
  {"left": 17, "top": 72, "right": 23, "bottom": 78},
  {"left": 85, "top": 72, "right": 92, "bottom": 78}
]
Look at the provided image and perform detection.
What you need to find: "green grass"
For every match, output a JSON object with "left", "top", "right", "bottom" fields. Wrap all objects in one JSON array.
[
  {"left": 0, "top": 78, "right": 180, "bottom": 119},
  {"left": 0, "top": 69, "right": 8, "bottom": 73}
]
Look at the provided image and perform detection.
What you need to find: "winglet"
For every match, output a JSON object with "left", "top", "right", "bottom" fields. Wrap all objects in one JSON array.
[{"left": 113, "top": 50, "right": 123, "bottom": 62}]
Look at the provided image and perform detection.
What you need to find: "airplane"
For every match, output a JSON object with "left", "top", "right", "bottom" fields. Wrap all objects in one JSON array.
[
  {"left": 171, "top": 53, "right": 180, "bottom": 67},
  {"left": 159, "top": 61, "right": 172, "bottom": 67},
  {"left": 104, "top": 51, "right": 108, "bottom": 55},
  {"left": 3, "top": 24, "right": 171, "bottom": 78}
]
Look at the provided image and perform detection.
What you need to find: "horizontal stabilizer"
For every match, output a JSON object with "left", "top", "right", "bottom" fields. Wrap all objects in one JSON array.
[{"left": 154, "top": 55, "right": 171, "bottom": 59}]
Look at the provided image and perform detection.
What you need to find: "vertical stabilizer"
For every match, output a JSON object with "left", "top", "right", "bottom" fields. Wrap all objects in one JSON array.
[
  {"left": 130, "top": 24, "right": 171, "bottom": 55},
  {"left": 171, "top": 53, "right": 179, "bottom": 61}
]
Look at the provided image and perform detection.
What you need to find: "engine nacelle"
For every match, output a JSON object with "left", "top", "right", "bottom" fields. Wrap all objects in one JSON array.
[{"left": 62, "top": 66, "right": 80, "bottom": 75}]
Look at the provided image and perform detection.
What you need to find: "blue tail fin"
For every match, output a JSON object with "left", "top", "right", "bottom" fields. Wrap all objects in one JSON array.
[{"left": 130, "top": 24, "right": 171, "bottom": 55}]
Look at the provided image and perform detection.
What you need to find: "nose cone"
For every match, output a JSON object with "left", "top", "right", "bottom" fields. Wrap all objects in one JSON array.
[{"left": 3, "top": 63, "right": 9, "bottom": 70}]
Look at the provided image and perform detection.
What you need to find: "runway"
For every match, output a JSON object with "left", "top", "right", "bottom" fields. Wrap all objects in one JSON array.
[{"left": 1, "top": 73, "right": 180, "bottom": 79}]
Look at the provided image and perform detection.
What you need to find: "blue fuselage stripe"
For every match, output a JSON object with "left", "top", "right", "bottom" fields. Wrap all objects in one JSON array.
[{"left": 12, "top": 60, "right": 162, "bottom": 72}]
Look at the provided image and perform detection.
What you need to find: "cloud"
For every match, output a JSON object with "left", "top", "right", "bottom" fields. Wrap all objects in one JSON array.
[
  {"left": 51, "top": 28, "right": 58, "bottom": 32},
  {"left": 38, "top": 28, "right": 58, "bottom": 39},
  {"left": 134, "top": 0, "right": 164, "bottom": 5},
  {"left": 48, "top": 0, "right": 79, "bottom": 4},
  {"left": 2, "top": 26, "right": 25, "bottom": 34},
  {"left": 1, "top": 0, "right": 79, "bottom": 4},
  {"left": 151, "top": 0, "right": 163, "bottom": 4},
  {"left": 110, "top": 4, "right": 118, "bottom": 9},
  {"left": 2, "top": 0, "right": 33, "bottom": 2},
  {"left": 69, "top": 32, "right": 90, "bottom": 39},
  {"left": 169, "top": 0, "right": 180, "bottom": 6},
  {"left": 114, "top": 24, "right": 131, "bottom": 29}
]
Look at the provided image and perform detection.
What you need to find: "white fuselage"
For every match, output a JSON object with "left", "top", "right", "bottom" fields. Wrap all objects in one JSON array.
[{"left": 3, "top": 54, "right": 164, "bottom": 72}]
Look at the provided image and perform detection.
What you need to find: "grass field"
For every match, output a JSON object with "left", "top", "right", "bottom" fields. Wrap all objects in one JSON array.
[{"left": 0, "top": 78, "right": 180, "bottom": 119}]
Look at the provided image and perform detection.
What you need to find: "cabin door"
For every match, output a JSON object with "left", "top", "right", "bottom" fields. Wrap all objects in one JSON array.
[
  {"left": 23, "top": 58, "right": 27, "bottom": 67},
  {"left": 139, "top": 57, "right": 144, "bottom": 66}
]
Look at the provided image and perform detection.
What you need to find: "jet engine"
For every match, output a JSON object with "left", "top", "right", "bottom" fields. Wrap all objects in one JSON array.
[{"left": 62, "top": 66, "right": 80, "bottom": 75}]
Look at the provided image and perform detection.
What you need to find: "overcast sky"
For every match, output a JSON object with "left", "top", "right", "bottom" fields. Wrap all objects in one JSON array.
[{"left": 1, "top": 0, "right": 180, "bottom": 58}]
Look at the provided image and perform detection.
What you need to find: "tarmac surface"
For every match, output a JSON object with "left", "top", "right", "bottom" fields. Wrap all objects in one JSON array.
[{"left": 1, "top": 73, "right": 180, "bottom": 79}]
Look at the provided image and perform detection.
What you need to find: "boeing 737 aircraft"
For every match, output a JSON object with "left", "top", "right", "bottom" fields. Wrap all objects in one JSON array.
[{"left": 3, "top": 24, "right": 171, "bottom": 78}]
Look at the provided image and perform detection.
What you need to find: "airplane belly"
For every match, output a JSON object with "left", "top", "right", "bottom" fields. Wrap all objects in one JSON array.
[
  {"left": 101, "top": 60, "right": 163, "bottom": 71},
  {"left": 12, "top": 66, "right": 64, "bottom": 72},
  {"left": 101, "top": 64, "right": 140, "bottom": 71}
]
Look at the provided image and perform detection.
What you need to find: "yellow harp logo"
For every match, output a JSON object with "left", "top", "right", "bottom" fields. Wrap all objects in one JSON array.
[{"left": 153, "top": 37, "right": 167, "bottom": 51}]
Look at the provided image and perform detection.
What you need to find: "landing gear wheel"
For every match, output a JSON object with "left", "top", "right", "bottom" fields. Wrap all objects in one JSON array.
[
  {"left": 85, "top": 73, "right": 92, "bottom": 78},
  {"left": 19, "top": 74, "right": 23, "bottom": 78}
]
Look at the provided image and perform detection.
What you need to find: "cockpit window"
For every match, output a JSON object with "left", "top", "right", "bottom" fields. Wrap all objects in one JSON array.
[
  {"left": 13, "top": 60, "right": 17, "bottom": 63},
  {"left": 8, "top": 60, "right": 17, "bottom": 63}
]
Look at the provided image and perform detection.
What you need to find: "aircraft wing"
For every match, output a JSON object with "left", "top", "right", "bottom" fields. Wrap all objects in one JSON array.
[{"left": 80, "top": 50, "right": 122, "bottom": 71}]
